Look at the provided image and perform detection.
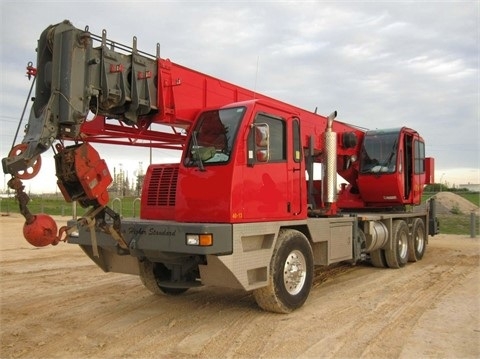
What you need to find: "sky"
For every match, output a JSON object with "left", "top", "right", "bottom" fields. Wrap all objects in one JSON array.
[{"left": 0, "top": 0, "right": 478, "bottom": 193}]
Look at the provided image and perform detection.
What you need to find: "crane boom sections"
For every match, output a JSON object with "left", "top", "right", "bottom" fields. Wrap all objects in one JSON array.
[{"left": 3, "top": 20, "right": 365, "bottom": 176}]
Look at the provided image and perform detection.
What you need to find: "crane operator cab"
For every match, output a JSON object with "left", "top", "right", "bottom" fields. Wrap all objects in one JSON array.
[{"left": 356, "top": 127, "right": 433, "bottom": 208}]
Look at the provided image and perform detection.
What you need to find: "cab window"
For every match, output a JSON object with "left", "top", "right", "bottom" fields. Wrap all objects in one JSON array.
[
  {"left": 247, "top": 113, "right": 286, "bottom": 164},
  {"left": 184, "top": 107, "right": 245, "bottom": 167},
  {"left": 414, "top": 140, "right": 425, "bottom": 174}
]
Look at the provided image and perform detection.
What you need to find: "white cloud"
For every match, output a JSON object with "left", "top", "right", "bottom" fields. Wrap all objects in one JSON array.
[{"left": 404, "top": 55, "right": 477, "bottom": 79}]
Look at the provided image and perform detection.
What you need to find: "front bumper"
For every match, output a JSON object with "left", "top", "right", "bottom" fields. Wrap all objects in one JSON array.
[{"left": 68, "top": 218, "right": 233, "bottom": 258}]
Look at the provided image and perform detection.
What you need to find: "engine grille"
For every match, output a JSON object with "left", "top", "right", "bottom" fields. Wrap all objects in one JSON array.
[{"left": 146, "top": 165, "right": 179, "bottom": 207}]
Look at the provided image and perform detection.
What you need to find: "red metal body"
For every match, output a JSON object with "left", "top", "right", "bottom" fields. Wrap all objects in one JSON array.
[
  {"left": 120, "top": 54, "right": 435, "bottom": 222},
  {"left": 66, "top": 42, "right": 432, "bottom": 219},
  {"left": 338, "top": 127, "right": 433, "bottom": 209},
  {"left": 140, "top": 98, "right": 432, "bottom": 223},
  {"left": 79, "top": 58, "right": 287, "bottom": 150}
]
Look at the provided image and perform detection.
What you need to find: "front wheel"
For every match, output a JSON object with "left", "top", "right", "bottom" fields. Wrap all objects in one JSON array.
[{"left": 253, "top": 229, "right": 314, "bottom": 313}]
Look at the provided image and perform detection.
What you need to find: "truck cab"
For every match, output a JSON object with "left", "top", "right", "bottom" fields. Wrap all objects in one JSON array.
[{"left": 142, "top": 100, "right": 307, "bottom": 223}]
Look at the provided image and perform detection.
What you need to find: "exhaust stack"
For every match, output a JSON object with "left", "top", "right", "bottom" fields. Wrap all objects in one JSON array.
[{"left": 323, "top": 111, "right": 337, "bottom": 204}]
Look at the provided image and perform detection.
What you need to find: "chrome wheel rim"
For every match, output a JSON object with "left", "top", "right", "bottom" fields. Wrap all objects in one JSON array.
[
  {"left": 415, "top": 227, "right": 425, "bottom": 254},
  {"left": 398, "top": 231, "right": 408, "bottom": 259},
  {"left": 283, "top": 250, "right": 307, "bottom": 295}
]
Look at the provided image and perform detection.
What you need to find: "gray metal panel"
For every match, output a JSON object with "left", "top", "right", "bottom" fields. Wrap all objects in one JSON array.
[
  {"left": 355, "top": 211, "right": 426, "bottom": 221},
  {"left": 201, "top": 222, "right": 280, "bottom": 290},
  {"left": 307, "top": 217, "right": 354, "bottom": 265},
  {"left": 312, "top": 242, "right": 328, "bottom": 265},
  {"left": 200, "top": 221, "right": 308, "bottom": 290},
  {"left": 307, "top": 216, "right": 354, "bottom": 243},
  {"left": 328, "top": 223, "right": 353, "bottom": 263},
  {"left": 79, "top": 245, "right": 140, "bottom": 275},
  {"left": 68, "top": 218, "right": 233, "bottom": 256},
  {"left": 306, "top": 219, "right": 331, "bottom": 243}
]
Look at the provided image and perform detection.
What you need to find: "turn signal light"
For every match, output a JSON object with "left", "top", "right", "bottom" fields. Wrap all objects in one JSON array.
[{"left": 186, "top": 234, "right": 213, "bottom": 246}]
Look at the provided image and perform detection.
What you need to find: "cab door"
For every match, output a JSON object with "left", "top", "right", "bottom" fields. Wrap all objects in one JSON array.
[
  {"left": 412, "top": 137, "right": 426, "bottom": 204},
  {"left": 287, "top": 118, "right": 303, "bottom": 215},
  {"left": 243, "top": 111, "right": 290, "bottom": 220},
  {"left": 402, "top": 131, "right": 425, "bottom": 205}
]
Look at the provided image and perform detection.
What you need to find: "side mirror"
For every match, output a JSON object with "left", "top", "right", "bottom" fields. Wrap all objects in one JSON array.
[
  {"left": 255, "top": 125, "right": 269, "bottom": 147},
  {"left": 256, "top": 149, "right": 269, "bottom": 162},
  {"left": 249, "top": 123, "right": 269, "bottom": 164}
]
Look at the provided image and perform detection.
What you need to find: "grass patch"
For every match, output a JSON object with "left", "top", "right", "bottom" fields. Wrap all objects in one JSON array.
[
  {"left": 422, "top": 191, "right": 479, "bottom": 234},
  {"left": 457, "top": 192, "right": 480, "bottom": 207},
  {"left": 0, "top": 195, "right": 142, "bottom": 218},
  {"left": 437, "top": 214, "right": 479, "bottom": 235},
  {"left": 423, "top": 191, "right": 480, "bottom": 207}
]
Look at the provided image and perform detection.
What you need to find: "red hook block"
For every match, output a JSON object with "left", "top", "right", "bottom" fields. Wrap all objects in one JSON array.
[{"left": 26, "top": 62, "right": 37, "bottom": 80}]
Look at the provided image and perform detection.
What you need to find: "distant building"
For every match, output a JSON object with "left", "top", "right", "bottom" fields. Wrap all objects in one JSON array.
[{"left": 458, "top": 183, "right": 480, "bottom": 192}]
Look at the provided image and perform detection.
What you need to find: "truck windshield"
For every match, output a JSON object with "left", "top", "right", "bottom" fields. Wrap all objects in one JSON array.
[
  {"left": 184, "top": 107, "right": 246, "bottom": 167},
  {"left": 360, "top": 129, "right": 400, "bottom": 174}
]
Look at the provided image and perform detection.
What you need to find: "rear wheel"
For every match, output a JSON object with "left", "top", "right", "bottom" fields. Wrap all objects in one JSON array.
[
  {"left": 408, "top": 218, "right": 426, "bottom": 262},
  {"left": 385, "top": 220, "right": 409, "bottom": 269},
  {"left": 370, "top": 249, "right": 388, "bottom": 268},
  {"left": 253, "top": 229, "right": 313, "bottom": 313},
  {"left": 138, "top": 259, "right": 189, "bottom": 295}
]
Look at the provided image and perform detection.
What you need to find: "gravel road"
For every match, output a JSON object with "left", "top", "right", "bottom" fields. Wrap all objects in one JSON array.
[{"left": 1, "top": 214, "right": 479, "bottom": 359}]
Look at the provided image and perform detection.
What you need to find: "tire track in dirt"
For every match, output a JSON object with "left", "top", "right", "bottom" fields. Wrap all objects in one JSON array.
[
  {"left": 246, "top": 240, "right": 479, "bottom": 359},
  {"left": 2, "top": 214, "right": 479, "bottom": 359},
  {"left": 298, "top": 253, "right": 479, "bottom": 358},
  {"left": 355, "top": 255, "right": 478, "bottom": 358},
  {"left": 3, "top": 274, "right": 261, "bottom": 358}
]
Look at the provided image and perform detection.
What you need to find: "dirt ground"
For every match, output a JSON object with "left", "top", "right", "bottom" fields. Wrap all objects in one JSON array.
[{"left": 0, "top": 214, "right": 479, "bottom": 359}]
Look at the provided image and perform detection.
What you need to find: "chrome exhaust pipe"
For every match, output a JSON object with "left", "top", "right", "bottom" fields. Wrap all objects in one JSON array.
[{"left": 323, "top": 111, "right": 337, "bottom": 204}]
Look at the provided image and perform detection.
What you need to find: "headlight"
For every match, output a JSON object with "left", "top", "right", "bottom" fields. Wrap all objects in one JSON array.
[{"left": 186, "top": 233, "right": 213, "bottom": 246}]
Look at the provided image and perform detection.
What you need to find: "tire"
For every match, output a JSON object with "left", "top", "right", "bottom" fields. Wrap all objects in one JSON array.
[
  {"left": 370, "top": 249, "right": 388, "bottom": 268},
  {"left": 385, "top": 220, "right": 409, "bottom": 269},
  {"left": 408, "top": 218, "right": 426, "bottom": 262},
  {"left": 253, "top": 229, "right": 314, "bottom": 313},
  {"left": 138, "top": 259, "right": 189, "bottom": 295}
]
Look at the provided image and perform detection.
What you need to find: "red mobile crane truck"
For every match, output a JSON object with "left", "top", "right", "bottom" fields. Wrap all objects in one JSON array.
[{"left": 2, "top": 21, "right": 438, "bottom": 313}]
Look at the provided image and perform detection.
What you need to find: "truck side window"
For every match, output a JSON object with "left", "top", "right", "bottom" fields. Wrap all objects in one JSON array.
[
  {"left": 292, "top": 118, "right": 301, "bottom": 163},
  {"left": 249, "top": 114, "right": 286, "bottom": 163},
  {"left": 414, "top": 140, "right": 425, "bottom": 174}
]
